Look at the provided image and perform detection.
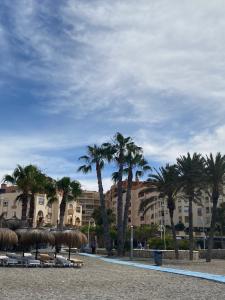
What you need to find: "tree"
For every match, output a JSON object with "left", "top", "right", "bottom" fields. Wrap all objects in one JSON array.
[
  {"left": 216, "top": 203, "right": 225, "bottom": 248},
  {"left": 27, "top": 167, "right": 47, "bottom": 227},
  {"left": 92, "top": 207, "right": 115, "bottom": 226},
  {"left": 139, "top": 164, "right": 180, "bottom": 259},
  {"left": 108, "top": 132, "right": 133, "bottom": 256},
  {"left": 78, "top": 145, "right": 112, "bottom": 255},
  {"left": 56, "top": 177, "right": 82, "bottom": 229},
  {"left": 3, "top": 165, "right": 40, "bottom": 222},
  {"left": 113, "top": 143, "right": 151, "bottom": 252},
  {"left": 204, "top": 153, "right": 225, "bottom": 262},
  {"left": 176, "top": 153, "right": 205, "bottom": 260}
]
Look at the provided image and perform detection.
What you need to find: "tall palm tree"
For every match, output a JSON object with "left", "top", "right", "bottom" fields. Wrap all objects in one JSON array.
[
  {"left": 108, "top": 132, "right": 133, "bottom": 256},
  {"left": 204, "top": 153, "right": 225, "bottom": 262},
  {"left": 3, "top": 165, "right": 38, "bottom": 221},
  {"left": 176, "top": 153, "right": 205, "bottom": 260},
  {"left": 121, "top": 144, "right": 151, "bottom": 251},
  {"left": 54, "top": 177, "right": 82, "bottom": 229},
  {"left": 78, "top": 145, "right": 112, "bottom": 255},
  {"left": 139, "top": 164, "right": 180, "bottom": 259}
]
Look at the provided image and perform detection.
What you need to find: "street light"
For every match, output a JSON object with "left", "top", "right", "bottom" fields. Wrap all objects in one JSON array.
[
  {"left": 130, "top": 225, "right": 134, "bottom": 260},
  {"left": 88, "top": 218, "right": 96, "bottom": 248}
]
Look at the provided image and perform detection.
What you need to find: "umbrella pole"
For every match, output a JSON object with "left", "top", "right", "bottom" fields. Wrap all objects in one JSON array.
[
  {"left": 68, "top": 246, "right": 71, "bottom": 260},
  {"left": 35, "top": 242, "right": 38, "bottom": 260}
]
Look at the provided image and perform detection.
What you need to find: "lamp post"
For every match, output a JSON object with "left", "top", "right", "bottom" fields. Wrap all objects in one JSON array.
[
  {"left": 130, "top": 225, "right": 134, "bottom": 260},
  {"left": 88, "top": 218, "right": 95, "bottom": 248}
]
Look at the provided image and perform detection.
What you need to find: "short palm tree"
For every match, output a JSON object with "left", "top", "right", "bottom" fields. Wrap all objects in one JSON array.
[
  {"left": 139, "top": 164, "right": 180, "bottom": 259},
  {"left": 56, "top": 177, "right": 82, "bottom": 229},
  {"left": 78, "top": 145, "right": 112, "bottom": 255},
  {"left": 204, "top": 153, "right": 225, "bottom": 262},
  {"left": 3, "top": 165, "right": 38, "bottom": 221},
  {"left": 176, "top": 153, "right": 205, "bottom": 260}
]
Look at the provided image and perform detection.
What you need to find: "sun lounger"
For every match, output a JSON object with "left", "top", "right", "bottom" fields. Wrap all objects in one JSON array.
[
  {"left": 0, "top": 255, "right": 8, "bottom": 266},
  {"left": 26, "top": 259, "right": 41, "bottom": 267},
  {"left": 69, "top": 258, "right": 84, "bottom": 267},
  {"left": 38, "top": 253, "right": 55, "bottom": 267},
  {"left": 55, "top": 255, "right": 73, "bottom": 267},
  {"left": 6, "top": 258, "right": 18, "bottom": 266}
]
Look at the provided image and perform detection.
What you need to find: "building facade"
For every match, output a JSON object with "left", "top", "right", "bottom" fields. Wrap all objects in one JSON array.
[
  {"left": 77, "top": 191, "right": 100, "bottom": 226},
  {"left": 0, "top": 184, "right": 82, "bottom": 228},
  {"left": 105, "top": 181, "right": 225, "bottom": 231}
]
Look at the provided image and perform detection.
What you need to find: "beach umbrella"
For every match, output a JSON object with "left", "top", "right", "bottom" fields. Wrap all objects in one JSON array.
[
  {"left": 62, "top": 230, "right": 83, "bottom": 260},
  {"left": 16, "top": 228, "right": 31, "bottom": 256},
  {"left": 0, "top": 228, "right": 18, "bottom": 249},
  {"left": 17, "top": 229, "right": 55, "bottom": 259},
  {"left": 51, "top": 230, "right": 65, "bottom": 257}
]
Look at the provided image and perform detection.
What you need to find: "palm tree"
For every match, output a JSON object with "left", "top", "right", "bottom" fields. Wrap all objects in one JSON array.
[
  {"left": 27, "top": 167, "right": 47, "bottom": 227},
  {"left": 122, "top": 145, "right": 151, "bottom": 251},
  {"left": 204, "top": 153, "right": 225, "bottom": 262},
  {"left": 139, "top": 164, "right": 180, "bottom": 259},
  {"left": 56, "top": 177, "right": 82, "bottom": 229},
  {"left": 108, "top": 132, "right": 133, "bottom": 256},
  {"left": 3, "top": 165, "right": 38, "bottom": 221},
  {"left": 78, "top": 145, "right": 112, "bottom": 255},
  {"left": 176, "top": 153, "right": 205, "bottom": 260}
]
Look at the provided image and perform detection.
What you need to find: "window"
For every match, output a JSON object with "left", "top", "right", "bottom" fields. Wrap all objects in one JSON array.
[
  {"left": 3, "top": 201, "right": 8, "bottom": 207},
  {"left": 38, "top": 196, "right": 45, "bottom": 205},
  {"left": 128, "top": 217, "right": 131, "bottom": 223},
  {"left": 179, "top": 216, "right": 182, "bottom": 223},
  {"left": 178, "top": 206, "right": 182, "bottom": 213},
  {"left": 151, "top": 214, "right": 154, "bottom": 219},
  {"left": 86, "top": 205, "right": 93, "bottom": 209},
  {"left": 185, "top": 216, "right": 189, "bottom": 223},
  {"left": 13, "top": 211, "right": 16, "bottom": 217},
  {"left": 184, "top": 206, "right": 189, "bottom": 213},
  {"left": 206, "top": 207, "right": 210, "bottom": 214},
  {"left": 76, "top": 206, "right": 81, "bottom": 213},
  {"left": 197, "top": 208, "right": 202, "bottom": 216},
  {"left": 205, "top": 196, "right": 209, "bottom": 203},
  {"left": 140, "top": 216, "right": 144, "bottom": 221}
]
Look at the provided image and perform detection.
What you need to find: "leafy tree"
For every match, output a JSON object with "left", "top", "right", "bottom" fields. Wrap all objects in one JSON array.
[
  {"left": 78, "top": 145, "right": 112, "bottom": 255},
  {"left": 216, "top": 203, "right": 225, "bottom": 248},
  {"left": 92, "top": 208, "right": 115, "bottom": 226},
  {"left": 140, "top": 164, "right": 180, "bottom": 259},
  {"left": 56, "top": 177, "right": 82, "bottom": 229},
  {"left": 204, "top": 153, "right": 225, "bottom": 262},
  {"left": 176, "top": 153, "right": 205, "bottom": 260},
  {"left": 175, "top": 222, "right": 185, "bottom": 231}
]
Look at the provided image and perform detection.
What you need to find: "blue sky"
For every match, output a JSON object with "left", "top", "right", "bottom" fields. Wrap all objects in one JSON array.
[{"left": 1, "top": 0, "right": 225, "bottom": 191}]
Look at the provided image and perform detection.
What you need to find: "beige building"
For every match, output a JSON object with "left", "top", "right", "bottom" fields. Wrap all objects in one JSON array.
[
  {"left": 77, "top": 191, "right": 100, "bottom": 226},
  {"left": 0, "top": 185, "right": 82, "bottom": 228},
  {"left": 105, "top": 181, "right": 225, "bottom": 231}
]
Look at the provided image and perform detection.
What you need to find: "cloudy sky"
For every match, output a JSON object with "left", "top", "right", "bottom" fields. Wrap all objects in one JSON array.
[{"left": 0, "top": 0, "right": 225, "bottom": 191}]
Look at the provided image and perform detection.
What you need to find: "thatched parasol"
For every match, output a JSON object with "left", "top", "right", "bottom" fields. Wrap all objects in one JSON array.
[
  {"left": 16, "top": 229, "right": 55, "bottom": 259},
  {"left": 62, "top": 230, "right": 85, "bottom": 260},
  {"left": 0, "top": 228, "right": 18, "bottom": 249},
  {"left": 51, "top": 230, "right": 65, "bottom": 257}
]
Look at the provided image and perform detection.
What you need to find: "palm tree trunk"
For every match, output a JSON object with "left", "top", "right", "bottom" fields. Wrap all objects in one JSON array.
[
  {"left": 168, "top": 207, "right": 179, "bottom": 259},
  {"left": 59, "top": 196, "right": 66, "bottom": 229},
  {"left": 189, "top": 194, "right": 194, "bottom": 260},
  {"left": 28, "top": 193, "right": 35, "bottom": 227},
  {"left": 21, "top": 195, "right": 28, "bottom": 221},
  {"left": 122, "top": 168, "right": 133, "bottom": 253},
  {"left": 96, "top": 163, "right": 112, "bottom": 255},
  {"left": 206, "top": 190, "right": 218, "bottom": 262},
  {"left": 117, "top": 158, "right": 124, "bottom": 256}
]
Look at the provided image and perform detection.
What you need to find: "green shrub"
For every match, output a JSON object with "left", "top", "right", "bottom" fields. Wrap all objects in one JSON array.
[
  {"left": 148, "top": 236, "right": 174, "bottom": 250},
  {"left": 178, "top": 239, "right": 189, "bottom": 250}
]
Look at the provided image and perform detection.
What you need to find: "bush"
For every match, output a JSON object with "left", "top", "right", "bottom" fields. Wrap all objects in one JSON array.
[
  {"left": 148, "top": 236, "right": 174, "bottom": 250},
  {"left": 178, "top": 239, "right": 189, "bottom": 250}
]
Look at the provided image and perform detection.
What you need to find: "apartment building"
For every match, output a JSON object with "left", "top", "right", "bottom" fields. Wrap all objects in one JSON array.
[
  {"left": 0, "top": 184, "right": 82, "bottom": 227},
  {"left": 76, "top": 191, "right": 100, "bottom": 226},
  {"left": 105, "top": 181, "right": 225, "bottom": 230}
]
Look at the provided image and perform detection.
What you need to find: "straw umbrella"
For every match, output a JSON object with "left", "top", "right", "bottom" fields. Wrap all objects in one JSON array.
[
  {"left": 18, "top": 229, "right": 55, "bottom": 259},
  {"left": 0, "top": 228, "right": 18, "bottom": 249},
  {"left": 62, "top": 230, "right": 85, "bottom": 260},
  {"left": 51, "top": 230, "right": 65, "bottom": 258}
]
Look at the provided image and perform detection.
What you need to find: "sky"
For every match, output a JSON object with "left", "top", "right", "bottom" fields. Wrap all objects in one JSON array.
[{"left": 1, "top": 0, "right": 225, "bottom": 191}]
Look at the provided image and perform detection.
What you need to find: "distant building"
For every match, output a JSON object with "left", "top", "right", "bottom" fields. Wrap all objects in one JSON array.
[
  {"left": 0, "top": 184, "right": 82, "bottom": 228},
  {"left": 77, "top": 191, "right": 100, "bottom": 226},
  {"left": 105, "top": 181, "right": 225, "bottom": 232}
]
